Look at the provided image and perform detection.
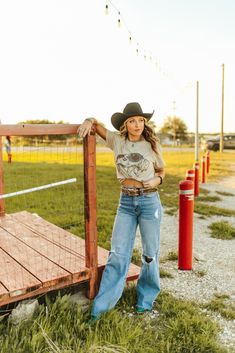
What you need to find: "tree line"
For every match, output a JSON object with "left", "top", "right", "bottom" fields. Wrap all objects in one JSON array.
[{"left": 13, "top": 117, "right": 188, "bottom": 145}]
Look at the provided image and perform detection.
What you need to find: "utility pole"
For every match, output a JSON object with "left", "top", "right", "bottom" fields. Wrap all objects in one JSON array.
[
  {"left": 172, "top": 100, "right": 176, "bottom": 146},
  {"left": 195, "top": 81, "right": 199, "bottom": 162},
  {"left": 220, "top": 63, "right": 225, "bottom": 153}
]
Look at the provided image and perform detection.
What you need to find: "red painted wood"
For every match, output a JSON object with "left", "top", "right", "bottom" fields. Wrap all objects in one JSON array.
[
  {"left": 0, "top": 217, "right": 84, "bottom": 279},
  {"left": 0, "top": 282, "right": 8, "bottom": 296},
  {"left": 12, "top": 211, "right": 140, "bottom": 279},
  {"left": 11, "top": 211, "right": 86, "bottom": 261},
  {"left": 0, "top": 136, "right": 5, "bottom": 216},
  {"left": 84, "top": 132, "right": 98, "bottom": 299},
  {"left": 0, "top": 248, "right": 41, "bottom": 296},
  {"left": 0, "top": 124, "right": 80, "bottom": 136}
]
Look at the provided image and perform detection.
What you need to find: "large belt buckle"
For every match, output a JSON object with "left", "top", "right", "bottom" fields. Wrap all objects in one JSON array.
[{"left": 131, "top": 188, "right": 139, "bottom": 196}]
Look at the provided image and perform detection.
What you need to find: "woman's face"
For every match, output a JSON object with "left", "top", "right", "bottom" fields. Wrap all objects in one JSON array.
[{"left": 125, "top": 116, "right": 145, "bottom": 139}]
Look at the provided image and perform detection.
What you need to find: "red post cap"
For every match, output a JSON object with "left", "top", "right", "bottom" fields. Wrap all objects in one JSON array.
[
  {"left": 179, "top": 180, "right": 193, "bottom": 193},
  {"left": 186, "top": 169, "right": 195, "bottom": 177}
]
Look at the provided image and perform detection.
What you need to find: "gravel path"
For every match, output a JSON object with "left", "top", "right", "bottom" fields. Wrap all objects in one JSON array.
[{"left": 135, "top": 177, "right": 235, "bottom": 351}]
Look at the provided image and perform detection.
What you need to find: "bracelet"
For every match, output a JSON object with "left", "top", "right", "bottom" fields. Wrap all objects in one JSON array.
[
  {"left": 157, "top": 175, "right": 163, "bottom": 185},
  {"left": 85, "top": 118, "right": 95, "bottom": 124}
]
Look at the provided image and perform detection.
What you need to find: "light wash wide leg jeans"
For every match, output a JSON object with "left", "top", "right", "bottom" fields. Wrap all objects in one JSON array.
[{"left": 91, "top": 192, "right": 162, "bottom": 318}]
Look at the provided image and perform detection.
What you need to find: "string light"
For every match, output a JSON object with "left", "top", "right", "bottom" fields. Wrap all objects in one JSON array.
[
  {"left": 105, "top": 4, "right": 109, "bottom": 15},
  {"left": 105, "top": 0, "right": 174, "bottom": 79},
  {"left": 118, "top": 11, "right": 121, "bottom": 27},
  {"left": 136, "top": 43, "right": 139, "bottom": 55}
]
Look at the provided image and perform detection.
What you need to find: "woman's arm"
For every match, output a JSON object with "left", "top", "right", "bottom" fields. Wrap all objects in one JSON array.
[
  {"left": 77, "top": 118, "right": 107, "bottom": 140},
  {"left": 142, "top": 169, "right": 165, "bottom": 189}
]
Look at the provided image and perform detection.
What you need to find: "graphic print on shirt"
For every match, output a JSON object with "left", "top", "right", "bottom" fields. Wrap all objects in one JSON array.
[{"left": 116, "top": 153, "right": 150, "bottom": 178}]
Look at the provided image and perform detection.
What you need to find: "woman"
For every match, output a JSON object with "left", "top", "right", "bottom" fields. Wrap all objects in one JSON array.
[
  {"left": 5, "top": 136, "right": 12, "bottom": 163},
  {"left": 78, "top": 102, "right": 165, "bottom": 320}
]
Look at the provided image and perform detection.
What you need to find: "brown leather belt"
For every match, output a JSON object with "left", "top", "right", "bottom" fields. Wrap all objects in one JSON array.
[{"left": 121, "top": 186, "right": 157, "bottom": 196}]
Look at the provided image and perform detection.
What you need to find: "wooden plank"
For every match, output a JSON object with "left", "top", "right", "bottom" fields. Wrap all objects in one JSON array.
[
  {"left": 10, "top": 212, "right": 140, "bottom": 280},
  {"left": 0, "top": 282, "right": 8, "bottom": 296},
  {"left": 0, "top": 227, "right": 71, "bottom": 287},
  {"left": 84, "top": 133, "right": 98, "bottom": 299},
  {"left": 0, "top": 136, "right": 5, "bottom": 216},
  {"left": 0, "top": 216, "right": 87, "bottom": 276},
  {"left": 10, "top": 211, "right": 86, "bottom": 260},
  {"left": 0, "top": 249, "right": 41, "bottom": 297},
  {"left": 0, "top": 269, "right": 90, "bottom": 307},
  {"left": 0, "top": 124, "right": 80, "bottom": 136}
]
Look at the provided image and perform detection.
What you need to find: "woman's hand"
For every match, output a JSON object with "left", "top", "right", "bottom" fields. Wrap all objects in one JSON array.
[
  {"left": 77, "top": 118, "right": 95, "bottom": 138},
  {"left": 142, "top": 176, "right": 162, "bottom": 189}
]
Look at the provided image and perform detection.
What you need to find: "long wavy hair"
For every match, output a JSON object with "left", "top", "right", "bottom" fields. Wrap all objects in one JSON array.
[{"left": 119, "top": 118, "right": 160, "bottom": 155}]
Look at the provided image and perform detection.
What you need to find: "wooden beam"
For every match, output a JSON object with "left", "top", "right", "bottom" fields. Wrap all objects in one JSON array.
[
  {"left": 84, "top": 131, "right": 98, "bottom": 299},
  {"left": 0, "top": 124, "right": 80, "bottom": 136},
  {"left": 0, "top": 137, "right": 5, "bottom": 216}
]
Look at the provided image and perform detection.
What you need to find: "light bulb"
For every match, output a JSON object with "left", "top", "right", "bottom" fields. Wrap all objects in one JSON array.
[
  {"left": 105, "top": 4, "right": 109, "bottom": 15},
  {"left": 118, "top": 12, "right": 121, "bottom": 27}
]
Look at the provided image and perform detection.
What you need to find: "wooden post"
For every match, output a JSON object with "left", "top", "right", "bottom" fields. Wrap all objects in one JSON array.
[
  {"left": 0, "top": 137, "right": 5, "bottom": 216},
  {"left": 83, "top": 131, "right": 98, "bottom": 299}
]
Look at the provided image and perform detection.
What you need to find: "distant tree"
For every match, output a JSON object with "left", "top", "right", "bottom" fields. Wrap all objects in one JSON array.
[
  {"left": 18, "top": 119, "right": 68, "bottom": 143},
  {"left": 160, "top": 116, "right": 188, "bottom": 143},
  {"left": 18, "top": 119, "right": 57, "bottom": 125}
]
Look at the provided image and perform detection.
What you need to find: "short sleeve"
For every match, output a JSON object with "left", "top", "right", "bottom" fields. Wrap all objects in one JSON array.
[
  {"left": 154, "top": 143, "right": 165, "bottom": 171},
  {"left": 105, "top": 130, "right": 120, "bottom": 151}
]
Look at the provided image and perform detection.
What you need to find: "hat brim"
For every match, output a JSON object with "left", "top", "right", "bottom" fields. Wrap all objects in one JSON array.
[{"left": 111, "top": 111, "right": 154, "bottom": 131}]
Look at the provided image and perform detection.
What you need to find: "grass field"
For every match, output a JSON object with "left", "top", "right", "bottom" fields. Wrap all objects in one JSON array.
[
  {"left": 1, "top": 148, "right": 235, "bottom": 353},
  {"left": 3, "top": 149, "right": 235, "bottom": 247}
]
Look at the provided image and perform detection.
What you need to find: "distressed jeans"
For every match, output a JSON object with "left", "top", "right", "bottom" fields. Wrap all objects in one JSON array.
[{"left": 91, "top": 192, "right": 162, "bottom": 318}]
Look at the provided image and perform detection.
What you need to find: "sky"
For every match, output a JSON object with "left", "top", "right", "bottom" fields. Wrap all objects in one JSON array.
[{"left": 0, "top": 0, "right": 234, "bottom": 133}]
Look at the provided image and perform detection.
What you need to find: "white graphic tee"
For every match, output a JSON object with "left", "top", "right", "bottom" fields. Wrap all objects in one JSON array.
[{"left": 105, "top": 130, "right": 165, "bottom": 182}]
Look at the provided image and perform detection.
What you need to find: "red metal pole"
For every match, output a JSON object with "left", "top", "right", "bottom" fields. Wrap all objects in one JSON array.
[
  {"left": 194, "top": 162, "right": 199, "bottom": 197},
  {"left": 201, "top": 155, "right": 206, "bottom": 183},
  {"left": 206, "top": 151, "right": 210, "bottom": 174},
  {"left": 178, "top": 180, "right": 194, "bottom": 270},
  {"left": 186, "top": 169, "right": 195, "bottom": 184}
]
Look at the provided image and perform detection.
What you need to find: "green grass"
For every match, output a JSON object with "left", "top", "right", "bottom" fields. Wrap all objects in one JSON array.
[
  {"left": 1, "top": 148, "right": 235, "bottom": 352},
  {"left": 194, "top": 270, "right": 207, "bottom": 278},
  {"left": 3, "top": 149, "right": 235, "bottom": 224},
  {"left": 196, "top": 195, "right": 222, "bottom": 202},
  {"left": 160, "top": 268, "right": 174, "bottom": 278},
  {"left": 216, "top": 191, "right": 234, "bottom": 197},
  {"left": 166, "top": 250, "right": 178, "bottom": 261},
  {"left": 0, "top": 288, "right": 226, "bottom": 353},
  {"left": 194, "top": 203, "right": 235, "bottom": 218},
  {"left": 204, "top": 294, "right": 235, "bottom": 320},
  {"left": 208, "top": 221, "right": 235, "bottom": 240}
]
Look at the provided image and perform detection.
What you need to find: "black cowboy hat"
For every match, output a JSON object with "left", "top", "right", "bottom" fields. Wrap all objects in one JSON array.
[{"left": 111, "top": 102, "right": 154, "bottom": 130}]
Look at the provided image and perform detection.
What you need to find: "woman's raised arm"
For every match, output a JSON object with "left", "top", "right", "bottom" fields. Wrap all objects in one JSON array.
[{"left": 77, "top": 118, "right": 107, "bottom": 140}]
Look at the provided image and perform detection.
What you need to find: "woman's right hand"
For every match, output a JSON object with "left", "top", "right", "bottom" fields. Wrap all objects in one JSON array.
[{"left": 77, "top": 118, "right": 95, "bottom": 138}]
